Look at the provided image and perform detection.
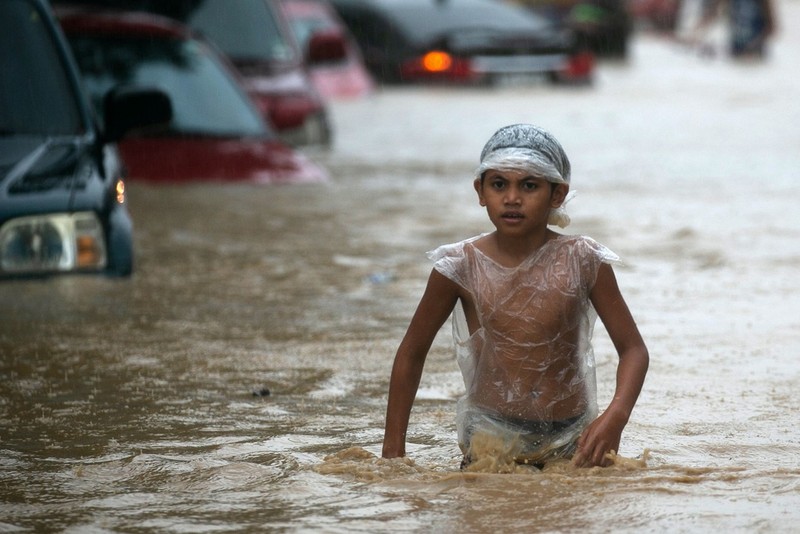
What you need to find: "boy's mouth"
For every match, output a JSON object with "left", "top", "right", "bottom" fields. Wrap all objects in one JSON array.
[{"left": 501, "top": 211, "right": 524, "bottom": 221}]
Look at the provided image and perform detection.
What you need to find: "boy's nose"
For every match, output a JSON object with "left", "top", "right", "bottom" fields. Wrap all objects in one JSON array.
[{"left": 504, "top": 188, "right": 521, "bottom": 205}]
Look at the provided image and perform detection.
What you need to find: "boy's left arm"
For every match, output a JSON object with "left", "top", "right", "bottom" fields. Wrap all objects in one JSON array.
[{"left": 574, "top": 263, "right": 649, "bottom": 467}]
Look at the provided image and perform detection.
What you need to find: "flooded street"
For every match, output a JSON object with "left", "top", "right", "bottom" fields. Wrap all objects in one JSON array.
[{"left": 2, "top": 2, "right": 800, "bottom": 531}]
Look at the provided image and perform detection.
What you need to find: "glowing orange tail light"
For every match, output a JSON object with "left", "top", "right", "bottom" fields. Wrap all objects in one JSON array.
[
  {"left": 421, "top": 50, "right": 453, "bottom": 72},
  {"left": 400, "top": 51, "right": 475, "bottom": 81}
]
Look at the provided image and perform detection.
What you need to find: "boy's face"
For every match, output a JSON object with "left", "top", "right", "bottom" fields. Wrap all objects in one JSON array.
[{"left": 475, "top": 169, "right": 568, "bottom": 236}]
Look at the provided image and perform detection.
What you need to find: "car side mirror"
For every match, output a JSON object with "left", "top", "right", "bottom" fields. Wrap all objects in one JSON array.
[
  {"left": 103, "top": 86, "right": 173, "bottom": 142},
  {"left": 307, "top": 28, "right": 347, "bottom": 64}
]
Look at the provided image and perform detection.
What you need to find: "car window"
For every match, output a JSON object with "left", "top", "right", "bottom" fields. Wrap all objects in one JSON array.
[
  {"left": 377, "top": 0, "right": 551, "bottom": 44},
  {"left": 286, "top": 13, "right": 331, "bottom": 49},
  {"left": 187, "top": 0, "right": 296, "bottom": 63},
  {"left": 336, "top": 9, "right": 400, "bottom": 51},
  {"left": 282, "top": 0, "right": 339, "bottom": 48},
  {"left": 67, "top": 33, "right": 266, "bottom": 137},
  {"left": 0, "top": 0, "right": 84, "bottom": 136}
]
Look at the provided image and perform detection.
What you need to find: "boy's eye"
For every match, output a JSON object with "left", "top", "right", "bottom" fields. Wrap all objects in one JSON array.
[
  {"left": 490, "top": 180, "right": 506, "bottom": 190},
  {"left": 522, "top": 181, "right": 538, "bottom": 191}
]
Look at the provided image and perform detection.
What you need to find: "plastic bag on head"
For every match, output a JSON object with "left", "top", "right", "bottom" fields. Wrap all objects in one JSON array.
[
  {"left": 475, "top": 124, "right": 573, "bottom": 227},
  {"left": 476, "top": 124, "right": 571, "bottom": 184}
]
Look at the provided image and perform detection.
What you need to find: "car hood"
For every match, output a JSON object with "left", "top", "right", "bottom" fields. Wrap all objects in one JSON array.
[
  {"left": 117, "top": 137, "right": 329, "bottom": 183},
  {"left": 0, "top": 135, "right": 105, "bottom": 221}
]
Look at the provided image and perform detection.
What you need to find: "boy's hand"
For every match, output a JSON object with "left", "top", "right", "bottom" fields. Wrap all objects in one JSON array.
[{"left": 571, "top": 408, "right": 628, "bottom": 467}]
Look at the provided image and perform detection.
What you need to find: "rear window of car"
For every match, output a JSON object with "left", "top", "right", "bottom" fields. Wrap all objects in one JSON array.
[
  {"left": 335, "top": 6, "right": 403, "bottom": 51},
  {"left": 374, "top": 0, "right": 550, "bottom": 44},
  {"left": 283, "top": 1, "right": 337, "bottom": 49},
  {"left": 67, "top": 33, "right": 266, "bottom": 137},
  {"left": 0, "top": 0, "right": 84, "bottom": 136},
  {"left": 186, "top": 0, "right": 297, "bottom": 63}
]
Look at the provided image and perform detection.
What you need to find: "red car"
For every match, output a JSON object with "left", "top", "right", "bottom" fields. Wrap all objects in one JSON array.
[
  {"left": 177, "top": 0, "right": 335, "bottom": 147},
  {"left": 57, "top": 10, "right": 328, "bottom": 184},
  {"left": 53, "top": 0, "right": 335, "bottom": 147},
  {"left": 281, "top": 0, "right": 375, "bottom": 100}
]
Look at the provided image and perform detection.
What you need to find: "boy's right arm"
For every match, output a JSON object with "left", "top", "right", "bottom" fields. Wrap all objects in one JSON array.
[{"left": 382, "top": 269, "right": 460, "bottom": 458}]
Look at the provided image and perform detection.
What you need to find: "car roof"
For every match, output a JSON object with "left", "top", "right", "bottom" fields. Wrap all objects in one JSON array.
[
  {"left": 332, "top": 0, "right": 545, "bottom": 12},
  {"left": 336, "top": 0, "right": 505, "bottom": 5},
  {"left": 331, "top": 0, "right": 552, "bottom": 40},
  {"left": 56, "top": 8, "right": 194, "bottom": 40},
  {"left": 52, "top": 0, "right": 303, "bottom": 65}
]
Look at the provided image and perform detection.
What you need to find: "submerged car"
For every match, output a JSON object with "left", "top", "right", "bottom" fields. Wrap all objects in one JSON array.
[
  {"left": 0, "top": 0, "right": 170, "bottom": 278},
  {"left": 281, "top": 0, "right": 375, "bottom": 100},
  {"left": 174, "top": 0, "right": 335, "bottom": 147},
  {"left": 53, "top": 0, "right": 335, "bottom": 147},
  {"left": 329, "top": 0, "right": 594, "bottom": 85},
  {"left": 57, "top": 9, "right": 329, "bottom": 184}
]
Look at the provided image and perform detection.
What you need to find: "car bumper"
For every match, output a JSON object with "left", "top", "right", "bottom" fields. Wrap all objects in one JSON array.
[{"left": 471, "top": 53, "right": 569, "bottom": 75}]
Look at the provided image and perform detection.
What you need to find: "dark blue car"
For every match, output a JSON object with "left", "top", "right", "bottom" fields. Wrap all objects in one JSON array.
[
  {"left": 329, "top": 0, "right": 595, "bottom": 85},
  {"left": 0, "top": 0, "right": 170, "bottom": 277}
]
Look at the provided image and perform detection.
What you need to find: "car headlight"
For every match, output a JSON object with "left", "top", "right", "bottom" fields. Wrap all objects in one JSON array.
[{"left": 0, "top": 212, "right": 107, "bottom": 274}]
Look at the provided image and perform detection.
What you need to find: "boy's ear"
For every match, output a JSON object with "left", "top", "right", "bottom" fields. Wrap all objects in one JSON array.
[
  {"left": 474, "top": 178, "right": 486, "bottom": 206},
  {"left": 551, "top": 184, "right": 569, "bottom": 207}
]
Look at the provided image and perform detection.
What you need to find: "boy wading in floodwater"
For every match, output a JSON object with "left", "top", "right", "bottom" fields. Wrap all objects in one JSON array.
[{"left": 382, "top": 124, "right": 649, "bottom": 469}]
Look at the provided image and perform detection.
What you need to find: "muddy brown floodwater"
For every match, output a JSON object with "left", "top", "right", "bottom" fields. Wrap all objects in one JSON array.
[{"left": 2, "top": 3, "right": 800, "bottom": 532}]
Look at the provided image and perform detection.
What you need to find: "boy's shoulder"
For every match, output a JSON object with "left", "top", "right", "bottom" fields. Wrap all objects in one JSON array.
[
  {"left": 552, "top": 233, "right": 604, "bottom": 248},
  {"left": 426, "top": 233, "right": 488, "bottom": 263},
  {"left": 552, "top": 234, "right": 621, "bottom": 265},
  {"left": 427, "top": 233, "right": 620, "bottom": 265}
]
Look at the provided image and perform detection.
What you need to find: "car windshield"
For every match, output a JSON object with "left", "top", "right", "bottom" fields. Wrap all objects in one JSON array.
[
  {"left": 287, "top": 15, "right": 328, "bottom": 49},
  {"left": 378, "top": 0, "right": 550, "bottom": 43},
  {"left": 283, "top": 1, "right": 337, "bottom": 48},
  {"left": 187, "top": 0, "right": 297, "bottom": 63},
  {"left": 67, "top": 33, "right": 266, "bottom": 137},
  {"left": 0, "top": 0, "right": 84, "bottom": 136}
]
